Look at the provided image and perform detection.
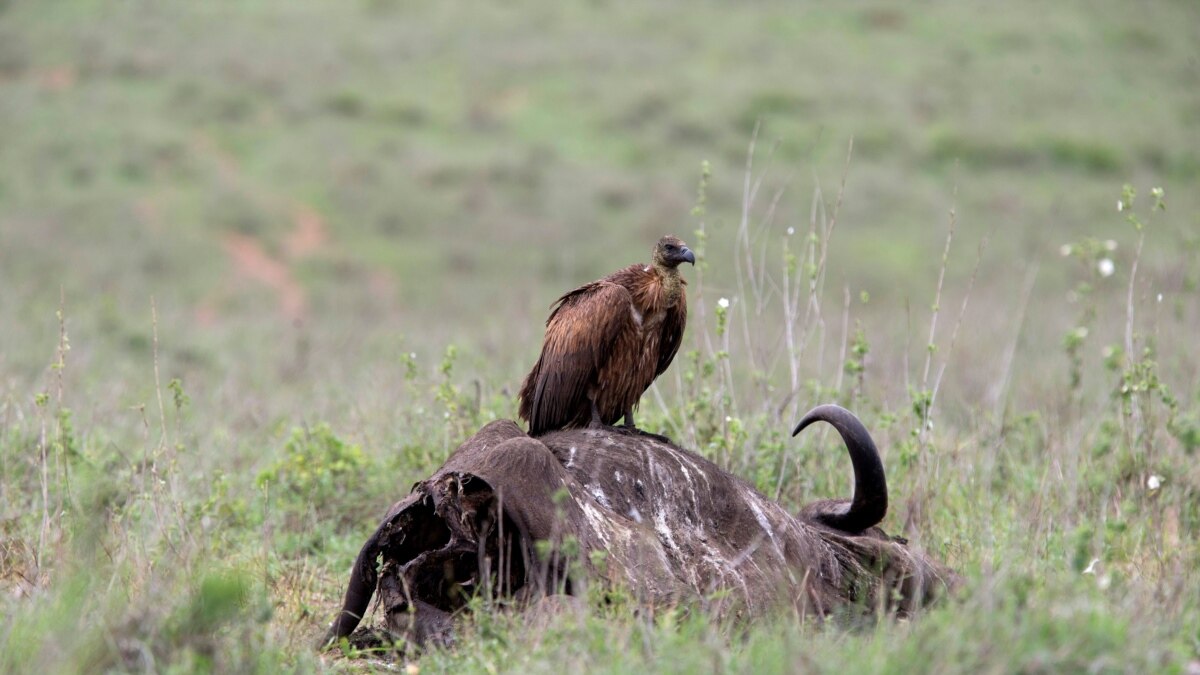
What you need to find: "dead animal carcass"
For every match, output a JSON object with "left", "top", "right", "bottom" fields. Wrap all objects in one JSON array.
[{"left": 322, "top": 405, "right": 958, "bottom": 649}]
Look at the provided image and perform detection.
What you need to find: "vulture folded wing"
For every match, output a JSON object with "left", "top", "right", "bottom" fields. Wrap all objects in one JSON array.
[
  {"left": 655, "top": 287, "right": 687, "bottom": 376},
  {"left": 527, "top": 281, "right": 635, "bottom": 433}
]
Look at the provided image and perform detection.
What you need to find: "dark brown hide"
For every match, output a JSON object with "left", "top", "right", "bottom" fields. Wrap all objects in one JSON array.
[
  {"left": 518, "top": 235, "right": 692, "bottom": 435},
  {"left": 323, "top": 418, "right": 958, "bottom": 650}
]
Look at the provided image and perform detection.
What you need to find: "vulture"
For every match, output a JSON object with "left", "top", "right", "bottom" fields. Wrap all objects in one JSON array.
[{"left": 519, "top": 235, "right": 695, "bottom": 436}]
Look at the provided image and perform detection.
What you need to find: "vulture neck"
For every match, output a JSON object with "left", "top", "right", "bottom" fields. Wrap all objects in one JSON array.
[{"left": 653, "top": 262, "right": 685, "bottom": 307}]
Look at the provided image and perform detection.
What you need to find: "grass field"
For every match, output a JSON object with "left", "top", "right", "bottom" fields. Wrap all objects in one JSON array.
[{"left": 2, "top": 1, "right": 1199, "bottom": 672}]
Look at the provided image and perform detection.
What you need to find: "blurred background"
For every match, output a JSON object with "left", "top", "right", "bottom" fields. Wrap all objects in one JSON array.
[
  {"left": 2, "top": 2, "right": 1196, "bottom": 396},
  {"left": 1, "top": 1, "right": 1198, "bottom": 668},
  {"left": 2, "top": 0, "right": 1200, "bottom": 499},
  {"left": 2, "top": 0, "right": 1200, "bottom": 509}
]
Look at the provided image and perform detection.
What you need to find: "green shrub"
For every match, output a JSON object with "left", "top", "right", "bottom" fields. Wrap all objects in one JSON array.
[{"left": 256, "top": 423, "right": 374, "bottom": 532}]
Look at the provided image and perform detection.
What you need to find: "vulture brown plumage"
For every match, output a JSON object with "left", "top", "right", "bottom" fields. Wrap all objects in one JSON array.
[{"left": 519, "top": 235, "right": 694, "bottom": 436}]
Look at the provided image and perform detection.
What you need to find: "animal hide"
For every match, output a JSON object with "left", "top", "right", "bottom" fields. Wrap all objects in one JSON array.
[{"left": 322, "top": 419, "right": 958, "bottom": 651}]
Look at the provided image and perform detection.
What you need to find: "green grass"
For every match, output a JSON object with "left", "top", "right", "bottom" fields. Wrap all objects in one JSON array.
[{"left": 2, "top": 0, "right": 1199, "bottom": 672}]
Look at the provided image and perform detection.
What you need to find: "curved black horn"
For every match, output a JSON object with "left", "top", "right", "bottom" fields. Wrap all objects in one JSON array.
[
  {"left": 793, "top": 404, "right": 888, "bottom": 532},
  {"left": 319, "top": 527, "right": 382, "bottom": 649}
]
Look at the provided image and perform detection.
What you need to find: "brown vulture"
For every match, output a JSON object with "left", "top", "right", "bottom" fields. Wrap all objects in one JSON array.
[{"left": 518, "top": 235, "right": 694, "bottom": 436}]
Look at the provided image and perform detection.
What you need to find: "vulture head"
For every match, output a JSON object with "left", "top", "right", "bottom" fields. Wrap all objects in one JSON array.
[{"left": 652, "top": 235, "right": 696, "bottom": 269}]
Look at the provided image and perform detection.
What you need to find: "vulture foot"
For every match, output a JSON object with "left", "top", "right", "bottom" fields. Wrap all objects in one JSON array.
[
  {"left": 615, "top": 424, "right": 671, "bottom": 444},
  {"left": 636, "top": 429, "right": 672, "bottom": 444}
]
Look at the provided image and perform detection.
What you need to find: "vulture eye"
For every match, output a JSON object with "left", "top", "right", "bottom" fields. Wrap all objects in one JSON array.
[{"left": 665, "top": 244, "right": 676, "bottom": 251}]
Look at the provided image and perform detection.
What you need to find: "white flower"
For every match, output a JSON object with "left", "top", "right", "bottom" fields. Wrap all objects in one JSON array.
[
  {"left": 1104, "top": 240, "right": 1117, "bottom": 251},
  {"left": 717, "top": 297, "right": 730, "bottom": 309},
  {"left": 1098, "top": 258, "right": 1115, "bottom": 277},
  {"left": 1082, "top": 558, "right": 1099, "bottom": 575},
  {"left": 1097, "top": 574, "right": 1111, "bottom": 590},
  {"left": 1147, "top": 474, "right": 1163, "bottom": 491},
  {"left": 786, "top": 227, "right": 795, "bottom": 236},
  {"left": 1059, "top": 244, "right": 1073, "bottom": 257},
  {"left": 1117, "top": 200, "right": 1124, "bottom": 212},
  {"left": 1157, "top": 293, "right": 1163, "bottom": 303}
]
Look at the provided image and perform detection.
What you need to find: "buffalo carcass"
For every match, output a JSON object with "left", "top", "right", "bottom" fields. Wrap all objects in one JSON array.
[{"left": 322, "top": 405, "right": 958, "bottom": 650}]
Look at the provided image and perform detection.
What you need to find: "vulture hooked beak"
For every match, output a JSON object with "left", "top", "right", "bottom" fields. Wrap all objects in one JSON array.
[{"left": 680, "top": 246, "right": 695, "bottom": 266}]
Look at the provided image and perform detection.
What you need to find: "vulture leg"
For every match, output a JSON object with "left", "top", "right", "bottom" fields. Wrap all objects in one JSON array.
[{"left": 587, "top": 399, "right": 605, "bottom": 429}]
